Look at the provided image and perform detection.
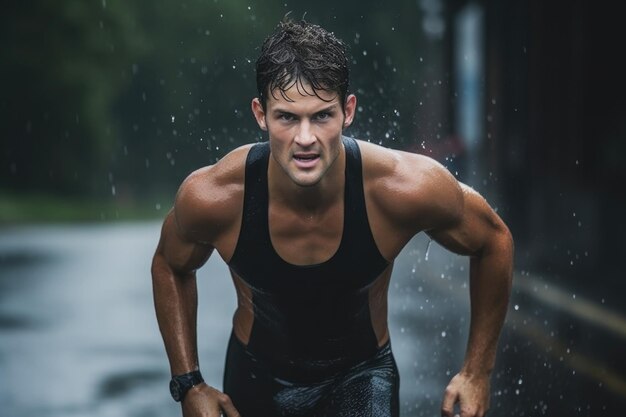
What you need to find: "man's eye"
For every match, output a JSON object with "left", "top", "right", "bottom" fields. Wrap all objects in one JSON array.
[
  {"left": 315, "top": 112, "right": 331, "bottom": 121},
  {"left": 279, "top": 114, "right": 295, "bottom": 121}
]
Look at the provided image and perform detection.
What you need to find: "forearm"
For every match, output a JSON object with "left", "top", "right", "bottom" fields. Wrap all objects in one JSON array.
[
  {"left": 462, "top": 228, "right": 513, "bottom": 376},
  {"left": 152, "top": 253, "right": 200, "bottom": 375}
]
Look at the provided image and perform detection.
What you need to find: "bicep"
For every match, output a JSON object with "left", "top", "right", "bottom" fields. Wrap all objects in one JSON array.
[
  {"left": 155, "top": 211, "right": 214, "bottom": 275},
  {"left": 426, "top": 184, "right": 508, "bottom": 257}
]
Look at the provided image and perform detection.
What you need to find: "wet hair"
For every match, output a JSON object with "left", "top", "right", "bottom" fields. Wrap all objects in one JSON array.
[{"left": 255, "top": 18, "right": 350, "bottom": 110}]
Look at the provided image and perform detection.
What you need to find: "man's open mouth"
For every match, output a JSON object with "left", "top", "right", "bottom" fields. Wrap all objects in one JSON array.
[{"left": 294, "top": 154, "right": 319, "bottom": 161}]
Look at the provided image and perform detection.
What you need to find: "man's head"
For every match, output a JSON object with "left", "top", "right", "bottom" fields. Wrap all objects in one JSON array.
[
  {"left": 255, "top": 19, "right": 351, "bottom": 111},
  {"left": 251, "top": 19, "right": 356, "bottom": 189}
]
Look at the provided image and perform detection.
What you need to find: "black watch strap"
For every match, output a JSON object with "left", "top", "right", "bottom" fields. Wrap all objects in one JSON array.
[{"left": 169, "top": 370, "right": 204, "bottom": 402}]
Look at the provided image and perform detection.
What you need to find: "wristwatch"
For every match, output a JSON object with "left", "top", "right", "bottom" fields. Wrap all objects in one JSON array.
[{"left": 169, "top": 370, "right": 204, "bottom": 402}]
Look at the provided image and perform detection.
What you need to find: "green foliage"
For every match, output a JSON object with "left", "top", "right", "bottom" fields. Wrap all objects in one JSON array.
[{"left": 1, "top": 0, "right": 448, "bottom": 221}]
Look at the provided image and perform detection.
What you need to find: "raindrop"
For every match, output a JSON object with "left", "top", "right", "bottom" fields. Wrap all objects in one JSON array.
[
  {"left": 441, "top": 331, "right": 446, "bottom": 338},
  {"left": 514, "top": 305, "right": 519, "bottom": 311},
  {"left": 425, "top": 239, "right": 432, "bottom": 261},
  {"left": 171, "top": 115, "right": 175, "bottom": 123}
]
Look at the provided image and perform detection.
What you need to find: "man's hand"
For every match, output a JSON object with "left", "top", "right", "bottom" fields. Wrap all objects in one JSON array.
[
  {"left": 441, "top": 372, "right": 490, "bottom": 417},
  {"left": 182, "top": 384, "right": 241, "bottom": 417}
]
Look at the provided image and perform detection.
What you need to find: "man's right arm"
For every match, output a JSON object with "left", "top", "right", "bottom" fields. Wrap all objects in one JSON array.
[{"left": 151, "top": 169, "right": 240, "bottom": 417}]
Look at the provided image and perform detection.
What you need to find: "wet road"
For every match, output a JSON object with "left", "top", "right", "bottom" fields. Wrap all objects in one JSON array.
[{"left": 0, "top": 222, "right": 624, "bottom": 416}]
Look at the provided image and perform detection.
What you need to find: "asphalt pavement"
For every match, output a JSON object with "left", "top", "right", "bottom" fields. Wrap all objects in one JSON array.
[{"left": 0, "top": 222, "right": 624, "bottom": 416}]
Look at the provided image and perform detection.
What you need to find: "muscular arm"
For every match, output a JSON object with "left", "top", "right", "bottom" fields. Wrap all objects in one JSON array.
[
  {"left": 151, "top": 209, "right": 213, "bottom": 376},
  {"left": 428, "top": 183, "right": 513, "bottom": 377},
  {"left": 422, "top": 166, "right": 513, "bottom": 417},
  {"left": 151, "top": 165, "right": 243, "bottom": 417},
  {"left": 368, "top": 147, "right": 512, "bottom": 417}
]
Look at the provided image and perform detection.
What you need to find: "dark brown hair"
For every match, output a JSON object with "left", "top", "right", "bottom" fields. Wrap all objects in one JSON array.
[{"left": 255, "top": 19, "right": 350, "bottom": 110}]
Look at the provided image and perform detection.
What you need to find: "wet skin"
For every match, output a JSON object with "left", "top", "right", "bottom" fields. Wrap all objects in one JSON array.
[{"left": 151, "top": 84, "right": 514, "bottom": 417}]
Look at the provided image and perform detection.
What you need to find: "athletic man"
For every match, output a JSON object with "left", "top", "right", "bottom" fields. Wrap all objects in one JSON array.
[{"left": 152, "top": 19, "right": 513, "bottom": 417}]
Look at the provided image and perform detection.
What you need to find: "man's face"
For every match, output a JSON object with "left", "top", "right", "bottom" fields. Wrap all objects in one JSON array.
[{"left": 251, "top": 83, "right": 356, "bottom": 188}]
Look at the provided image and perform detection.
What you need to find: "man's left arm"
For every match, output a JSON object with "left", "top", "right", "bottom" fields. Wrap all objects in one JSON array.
[{"left": 426, "top": 182, "right": 514, "bottom": 417}]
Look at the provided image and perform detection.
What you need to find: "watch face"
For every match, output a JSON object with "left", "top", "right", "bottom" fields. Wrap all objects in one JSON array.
[{"left": 169, "top": 379, "right": 181, "bottom": 401}]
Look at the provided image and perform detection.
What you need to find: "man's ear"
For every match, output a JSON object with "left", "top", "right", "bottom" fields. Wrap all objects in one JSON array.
[
  {"left": 251, "top": 98, "right": 267, "bottom": 131},
  {"left": 343, "top": 94, "right": 357, "bottom": 128}
]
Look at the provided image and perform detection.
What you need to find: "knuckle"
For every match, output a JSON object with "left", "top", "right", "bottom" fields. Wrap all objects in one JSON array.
[
  {"left": 461, "top": 406, "right": 477, "bottom": 416},
  {"left": 218, "top": 393, "right": 232, "bottom": 404}
]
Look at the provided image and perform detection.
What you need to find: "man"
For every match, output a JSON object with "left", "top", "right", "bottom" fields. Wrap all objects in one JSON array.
[{"left": 152, "top": 19, "right": 513, "bottom": 417}]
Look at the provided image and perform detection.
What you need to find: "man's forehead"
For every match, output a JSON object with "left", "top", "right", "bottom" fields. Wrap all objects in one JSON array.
[{"left": 266, "top": 85, "right": 340, "bottom": 110}]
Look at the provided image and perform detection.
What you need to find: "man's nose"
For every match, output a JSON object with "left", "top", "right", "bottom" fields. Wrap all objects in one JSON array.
[{"left": 294, "top": 120, "right": 316, "bottom": 147}]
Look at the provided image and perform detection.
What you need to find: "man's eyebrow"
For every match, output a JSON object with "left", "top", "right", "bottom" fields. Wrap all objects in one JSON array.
[
  {"left": 271, "top": 108, "right": 295, "bottom": 115},
  {"left": 315, "top": 104, "right": 339, "bottom": 113},
  {"left": 271, "top": 104, "right": 340, "bottom": 115}
]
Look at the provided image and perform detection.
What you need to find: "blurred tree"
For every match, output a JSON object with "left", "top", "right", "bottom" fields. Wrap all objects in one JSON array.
[
  {"left": 1, "top": 0, "right": 148, "bottom": 196},
  {"left": 2, "top": 0, "right": 446, "bottom": 204}
]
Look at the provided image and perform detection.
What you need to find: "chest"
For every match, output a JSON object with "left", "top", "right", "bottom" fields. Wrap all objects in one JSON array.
[{"left": 268, "top": 201, "right": 344, "bottom": 266}]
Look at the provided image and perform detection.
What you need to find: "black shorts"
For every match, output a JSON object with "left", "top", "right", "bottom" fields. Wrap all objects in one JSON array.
[{"left": 223, "top": 332, "right": 400, "bottom": 417}]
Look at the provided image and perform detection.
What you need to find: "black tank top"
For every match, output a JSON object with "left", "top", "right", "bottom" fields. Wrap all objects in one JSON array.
[{"left": 227, "top": 136, "right": 390, "bottom": 382}]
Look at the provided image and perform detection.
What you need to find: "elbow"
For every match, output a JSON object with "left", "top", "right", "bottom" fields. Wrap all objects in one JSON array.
[
  {"left": 501, "top": 224, "right": 514, "bottom": 255},
  {"left": 497, "top": 225, "right": 515, "bottom": 285},
  {"left": 151, "top": 247, "right": 175, "bottom": 283}
]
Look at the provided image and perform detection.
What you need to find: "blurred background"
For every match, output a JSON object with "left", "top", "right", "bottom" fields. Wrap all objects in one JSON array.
[{"left": 1, "top": 0, "right": 625, "bottom": 416}]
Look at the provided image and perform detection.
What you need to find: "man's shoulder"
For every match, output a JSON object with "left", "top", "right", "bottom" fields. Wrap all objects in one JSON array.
[
  {"left": 173, "top": 144, "right": 254, "bottom": 241},
  {"left": 178, "top": 143, "right": 254, "bottom": 195},
  {"left": 357, "top": 139, "right": 446, "bottom": 187},
  {"left": 357, "top": 139, "right": 463, "bottom": 228}
]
